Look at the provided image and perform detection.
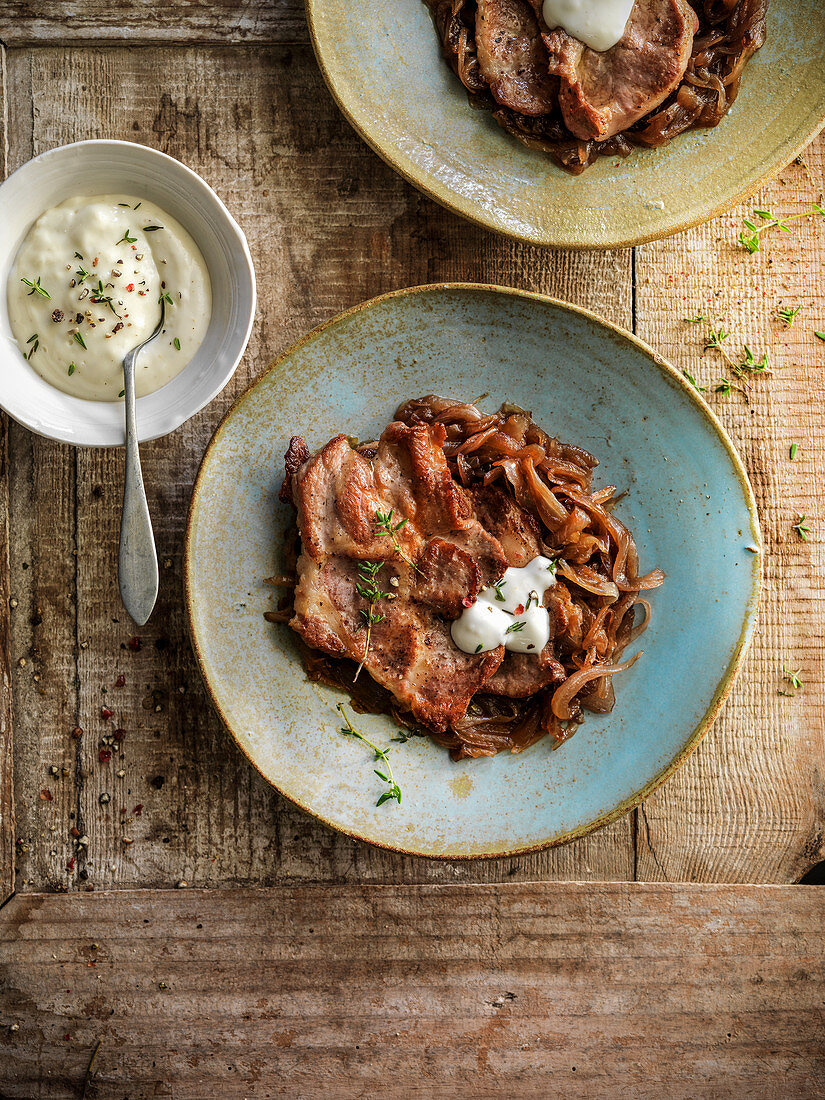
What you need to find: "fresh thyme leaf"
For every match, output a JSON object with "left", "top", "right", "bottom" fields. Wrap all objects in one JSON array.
[
  {"left": 118, "top": 388, "right": 125, "bottom": 398},
  {"left": 74, "top": 251, "right": 84, "bottom": 260},
  {"left": 546, "top": 558, "right": 558, "bottom": 574},
  {"left": 474, "top": 643, "right": 483, "bottom": 654},
  {"left": 733, "top": 345, "right": 769, "bottom": 379},
  {"left": 159, "top": 291, "right": 174, "bottom": 307},
  {"left": 117, "top": 229, "right": 138, "bottom": 245},
  {"left": 777, "top": 689, "right": 795, "bottom": 698},
  {"left": 777, "top": 304, "right": 802, "bottom": 326},
  {"left": 505, "top": 620, "right": 525, "bottom": 634},
  {"left": 375, "top": 508, "right": 420, "bottom": 571},
  {"left": 143, "top": 225, "right": 163, "bottom": 231},
  {"left": 492, "top": 579, "right": 506, "bottom": 602},
  {"left": 682, "top": 369, "right": 706, "bottom": 393},
  {"left": 815, "top": 331, "right": 825, "bottom": 341},
  {"left": 792, "top": 514, "right": 810, "bottom": 541},
  {"left": 738, "top": 204, "right": 825, "bottom": 253},
  {"left": 21, "top": 276, "right": 51, "bottom": 299},
  {"left": 90, "top": 279, "right": 120, "bottom": 316},
  {"left": 790, "top": 442, "right": 798, "bottom": 460},
  {"left": 67, "top": 362, "right": 76, "bottom": 376},
  {"left": 73, "top": 331, "right": 87, "bottom": 349},
  {"left": 337, "top": 704, "right": 402, "bottom": 807},
  {"left": 782, "top": 663, "right": 803, "bottom": 690},
  {"left": 715, "top": 378, "right": 733, "bottom": 395},
  {"left": 354, "top": 560, "right": 390, "bottom": 681},
  {"left": 75, "top": 266, "right": 90, "bottom": 284},
  {"left": 24, "top": 333, "right": 39, "bottom": 360},
  {"left": 173, "top": 337, "right": 181, "bottom": 351}
]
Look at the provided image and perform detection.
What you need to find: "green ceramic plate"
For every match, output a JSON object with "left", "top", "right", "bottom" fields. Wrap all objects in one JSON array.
[
  {"left": 185, "top": 284, "right": 762, "bottom": 859},
  {"left": 306, "top": 1, "right": 825, "bottom": 248}
]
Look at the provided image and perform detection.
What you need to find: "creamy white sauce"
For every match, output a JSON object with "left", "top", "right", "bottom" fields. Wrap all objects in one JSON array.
[
  {"left": 451, "top": 556, "right": 557, "bottom": 657},
  {"left": 8, "top": 195, "right": 211, "bottom": 402},
  {"left": 542, "top": 0, "right": 635, "bottom": 52}
]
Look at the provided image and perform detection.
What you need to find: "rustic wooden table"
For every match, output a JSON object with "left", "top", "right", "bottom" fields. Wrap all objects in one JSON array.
[{"left": 1, "top": 3, "right": 824, "bottom": 1097}]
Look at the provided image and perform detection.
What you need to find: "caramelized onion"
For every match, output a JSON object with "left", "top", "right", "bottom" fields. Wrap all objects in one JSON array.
[{"left": 551, "top": 652, "right": 643, "bottom": 720}]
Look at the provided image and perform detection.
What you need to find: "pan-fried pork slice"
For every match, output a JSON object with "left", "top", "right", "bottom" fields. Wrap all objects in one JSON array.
[
  {"left": 470, "top": 486, "right": 565, "bottom": 698},
  {"left": 475, "top": 0, "right": 557, "bottom": 116},
  {"left": 288, "top": 421, "right": 509, "bottom": 733},
  {"left": 541, "top": 0, "right": 698, "bottom": 141}
]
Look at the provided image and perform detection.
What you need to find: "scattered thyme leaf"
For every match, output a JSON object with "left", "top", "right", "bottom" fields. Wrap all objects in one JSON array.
[
  {"left": 682, "top": 369, "right": 706, "bottom": 393},
  {"left": 118, "top": 388, "right": 125, "bottom": 398},
  {"left": 354, "top": 560, "right": 390, "bottom": 681},
  {"left": 143, "top": 225, "right": 163, "bottom": 231},
  {"left": 159, "top": 291, "right": 174, "bottom": 307},
  {"left": 777, "top": 304, "right": 802, "bottom": 326},
  {"left": 21, "top": 276, "right": 51, "bottom": 299},
  {"left": 782, "top": 663, "right": 803, "bottom": 691},
  {"left": 173, "top": 337, "right": 181, "bottom": 351},
  {"left": 789, "top": 442, "right": 798, "bottom": 460},
  {"left": 492, "top": 579, "right": 506, "bottom": 602},
  {"left": 67, "top": 362, "right": 76, "bottom": 376},
  {"left": 792, "top": 514, "right": 810, "bottom": 541},
  {"left": 375, "top": 508, "right": 420, "bottom": 572},
  {"left": 116, "top": 229, "right": 137, "bottom": 245},
  {"left": 73, "top": 331, "right": 87, "bottom": 350},
  {"left": 815, "top": 331, "right": 825, "bottom": 342},
  {"left": 505, "top": 620, "right": 526, "bottom": 634},
  {"left": 337, "top": 704, "right": 402, "bottom": 807},
  {"left": 738, "top": 205, "right": 825, "bottom": 253}
]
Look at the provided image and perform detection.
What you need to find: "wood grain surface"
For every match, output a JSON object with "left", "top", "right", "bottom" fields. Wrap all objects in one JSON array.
[
  {"left": 2, "top": 882, "right": 824, "bottom": 1099},
  {"left": 0, "top": 10, "right": 823, "bottom": 898}
]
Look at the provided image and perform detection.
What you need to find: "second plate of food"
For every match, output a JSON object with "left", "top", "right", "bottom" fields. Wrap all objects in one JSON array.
[
  {"left": 306, "top": 1, "right": 825, "bottom": 248},
  {"left": 186, "top": 284, "right": 761, "bottom": 858}
]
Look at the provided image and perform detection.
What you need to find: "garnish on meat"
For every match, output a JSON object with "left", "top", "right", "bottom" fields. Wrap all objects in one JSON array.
[{"left": 273, "top": 397, "right": 664, "bottom": 761}]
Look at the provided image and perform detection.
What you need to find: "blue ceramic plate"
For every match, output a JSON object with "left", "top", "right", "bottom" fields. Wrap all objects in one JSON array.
[{"left": 185, "top": 285, "right": 761, "bottom": 858}]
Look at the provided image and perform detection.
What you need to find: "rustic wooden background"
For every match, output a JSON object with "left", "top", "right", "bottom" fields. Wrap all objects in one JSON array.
[{"left": 0, "top": 3, "right": 823, "bottom": 1096}]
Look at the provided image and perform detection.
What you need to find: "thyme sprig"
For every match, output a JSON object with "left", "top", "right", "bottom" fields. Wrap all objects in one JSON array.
[
  {"left": 739, "top": 205, "right": 824, "bottom": 254},
  {"left": 682, "top": 369, "right": 706, "bottom": 394},
  {"left": 777, "top": 304, "right": 802, "bottom": 327},
  {"left": 792, "top": 515, "right": 810, "bottom": 541},
  {"left": 354, "top": 560, "right": 389, "bottom": 681},
  {"left": 337, "top": 704, "right": 402, "bottom": 807},
  {"left": 683, "top": 314, "right": 769, "bottom": 393},
  {"left": 74, "top": 266, "right": 90, "bottom": 284},
  {"left": 90, "top": 279, "right": 120, "bottom": 316},
  {"left": 375, "top": 509, "right": 419, "bottom": 571},
  {"left": 24, "top": 333, "right": 39, "bottom": 360},
  {"left": 782, "top": 664, "right": 803, "bottom": 692},
  {"left": 21, "top": 276, "right": 50, "bottom": 299},
  {"left": 116, "top": 229, "right": 137, "bottom": 245},
  {"left": 505, "top": 620, "right": 525, "bottom": 634},
  {"left": 492, "top": 579, "right": 507, "bottom": 602}
]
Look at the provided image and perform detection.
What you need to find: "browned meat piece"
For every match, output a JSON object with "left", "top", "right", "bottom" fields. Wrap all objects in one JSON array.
[
  {"left": 470, "top": 485, "right": 564, "bottom": 698},
  {"left": 475, "top": 0, "right": 558, "bottom": 116},
  {"left": 413, "top": 538, "right": 482, "bottom": 619},
  {"left": 279, "top": 435, "right": 310, "bottom": 504},
  {"left": 541, "top": 0, "right": 698, "bottom": 141},
  {"left": 470, "top": 484, "right": 542, "bottom": 566},
  {"left": 289, "top": 422, "right": 508, "bottom": 733}
]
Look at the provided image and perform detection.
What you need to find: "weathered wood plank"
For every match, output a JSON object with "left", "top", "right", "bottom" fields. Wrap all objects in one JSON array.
[
  {"left": 7, "top": 45, "right": 634, "bottom": 890},
  {"left": 634, "top": 137, "right": 825, "bottom": 883},
  {"left": 0, "top": 43, "right": 14, "bottom": 906},
  {"left": 0, "top": 1, "right": 307, "bottom": 45},
  {"left": 1, "top": 883, "right": 824, "bottom": 1099}
]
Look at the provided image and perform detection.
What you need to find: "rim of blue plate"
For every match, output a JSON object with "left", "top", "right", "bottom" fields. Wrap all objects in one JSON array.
[{"left": 184, "top": 283, "right": 763, "bottom": 859}]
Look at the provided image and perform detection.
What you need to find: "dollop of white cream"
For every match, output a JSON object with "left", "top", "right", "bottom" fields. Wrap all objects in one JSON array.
[
  {"left": 541, "top": 0, "right": 635, "bottom": 52},
  {"left": 451, "top": 556, "right": 557, "bottom": 657},
  {"left": 8, "top": 195, "right": 211, "bottom": 402}
]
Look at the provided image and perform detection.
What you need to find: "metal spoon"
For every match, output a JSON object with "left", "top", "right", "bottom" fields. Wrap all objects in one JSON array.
[{"left": 118, "top": 299, "right": 164, "bottom": 626}]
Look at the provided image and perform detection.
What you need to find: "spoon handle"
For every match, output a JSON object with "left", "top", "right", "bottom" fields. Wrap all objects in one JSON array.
[{"left": 118, "top": 354, "right": 158, "bottom": 625}]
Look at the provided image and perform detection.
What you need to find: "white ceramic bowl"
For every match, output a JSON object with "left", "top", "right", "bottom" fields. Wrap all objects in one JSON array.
[{"left": 0, "top": 140, "right": 256, "bottom": 446}]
